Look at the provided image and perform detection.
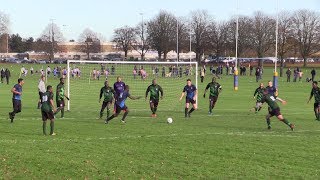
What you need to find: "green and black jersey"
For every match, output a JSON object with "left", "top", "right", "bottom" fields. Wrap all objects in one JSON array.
[
  {"left": 261, "top": 94, "right": 279, "bottom": 110},
  {"left": 254, "top": 87, "right": 265, "bottom": 102},
  {"left": 311, "top": 87, "right": 320, "bottom": 103},
  {"left": 205, "top": 82, "right": 221, "bottom": 97},
  {"left": 41, "top": 91, "right": 54, "bottom": 113},
  {"left": 100, "top": 86, "right": 115, "bottom": 102},
  {"left": 146, "top": 84, "right": 163, "bottom": 100},
  {"left": 56, "top": 83, "right": 65, "bottom": 101}
]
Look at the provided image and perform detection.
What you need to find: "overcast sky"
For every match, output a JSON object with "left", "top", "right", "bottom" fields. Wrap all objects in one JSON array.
[{"left": 1, "top": 0, "right": 319, "bottom": 41}]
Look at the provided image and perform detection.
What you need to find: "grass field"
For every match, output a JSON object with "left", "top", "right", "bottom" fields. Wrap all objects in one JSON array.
[{"left": 0, "top": 63, "right": 320, "bottom": 179}]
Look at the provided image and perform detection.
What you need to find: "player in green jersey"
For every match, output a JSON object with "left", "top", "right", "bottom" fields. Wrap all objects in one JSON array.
[
  {"left": 307, "top": 81, "right": 320, "bottom": 120},
  {"left": 252, "top": 83, "right": 265, "bottom": 113},
  {"left": 261, "top": 89, "right": 294, "bottom": 130},
  {"left": 203, "top": 77, "right": 222, "bottom": 115},
  {"left": 99, "top": 80, "right": 115, "bottom": 119},
  {"left": 145, "top": 79, "right": 164, "bottom": 117},
  {"left": 55, "top": 78, "right": 69, "bottom": 118},
  {"left": 41, "top": 85, "right": 57, "bottom": 135}
]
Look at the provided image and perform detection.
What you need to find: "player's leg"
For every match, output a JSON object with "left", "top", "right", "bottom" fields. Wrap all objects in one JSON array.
[
  {"left": 185, "top": 100, "right": 190, "bottom": 118},
  {"left": 153, "top": 100, "right": 159, "bottom": 116},
  {"left": 42, "top": 111, "right": 48, "bottom": 135},
  {"left": 149, "top": 100, "right": 155, "bottom": 116},
  {"left": 100, "top": 102, "right": 107, "bottom": 119},
  {"left": 188, "top": 100, "right": 197, "bottom": 117},
  {"left": 106, "top": 105, "right": 120, "bottom": 123},
  {"left": 38, "top": 92, "right": 42, "bottom": 109},
  {"left": 49, "top": 112, "right": 55, "bottom": 135},
  {"left": 276, "top": 113, "right": 294, "bottom": 131},
  {"left": 313, "top": 103, "right": 318, "bottom": 120},
  {"left": 106, "top": 102, "right": 112, "bottom": 119},
  {"left": 316, "top": 104, "right": 320, "bottom": 121},
  {"left": 60, "top": 100, "right": 65, "bottom": 118},
  {"left": 121, "top": 106, "right": 129, "bottom": 123}
]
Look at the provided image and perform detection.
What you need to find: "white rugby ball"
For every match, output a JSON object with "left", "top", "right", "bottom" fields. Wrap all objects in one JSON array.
[{"left": 167, "top": 117, "right": 173, "bottom": 124}]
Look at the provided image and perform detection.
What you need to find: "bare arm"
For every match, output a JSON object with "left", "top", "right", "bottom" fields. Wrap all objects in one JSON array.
[
  {"left": 179, "top": 92, "right": 185, "bottom": 101},
  {"left": 129, "top": 95, "right": 142, "bottom": 100},
  {"left": 11, "top": 87, "right": 21, "bottom": 95},
  {"left": 50, "top": 99, "right": 57, "bottom": 112}
]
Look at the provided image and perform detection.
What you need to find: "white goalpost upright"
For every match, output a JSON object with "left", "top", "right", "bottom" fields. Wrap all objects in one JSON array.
[{"left": 66, "top": 60, "right": 198, "bottom": 112}]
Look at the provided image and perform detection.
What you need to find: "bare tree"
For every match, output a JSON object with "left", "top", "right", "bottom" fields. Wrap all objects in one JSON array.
[
  {"left": 291, "top": 10, "right": 320, "bottom": 67},
  {"left": 147, "top": 11, "right": 177, "bottom": 61},
  {"left": 250, "top": 11, "right": 276, "bottom": 66},
  {"left": 78, "top": 28, "right": 102, "bottom": 60},
  {"left": 132, "top": 22, "right": 149, "bottom": 61},
  {"left": 0, "top": 11, "right": 10, "bottom": 53},
  {"left": 189, "top": 10, "right": 212, "bottom": 62},
  {"left": 208, "top": 21, "right": 229, "bottom": 57},
  {"left": 277, "top": 11, "right": 294, "bottom": 76},
  {"left": 176, "top": 18, "right": 190, "bottom": 61},
  {"left": 39, "top": 23, "right": 65, "bottom": 60},
  {"left": 113, "top": 26, "right": 136, "bottom": 59}
]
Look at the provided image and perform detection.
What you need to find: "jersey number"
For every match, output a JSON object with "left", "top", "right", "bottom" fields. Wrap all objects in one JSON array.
[{"left": 42, "top": 95, "right": 48, "bottom": 102}]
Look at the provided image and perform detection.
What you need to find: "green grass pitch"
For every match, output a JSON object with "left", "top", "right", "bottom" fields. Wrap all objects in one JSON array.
[{"left": 0, "top": 63, "right": 319, "bottom": 179}]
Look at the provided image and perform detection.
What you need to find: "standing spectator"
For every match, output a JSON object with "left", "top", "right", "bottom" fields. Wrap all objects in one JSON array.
[
  {"left": 179, "top": 66, "right": 183, "bottom": 78},
  {"left": 46, "top": 66, "right": 51, "bottom": 77},
  {"left": 311, "top": 68, "right": 316, "bottom": 82},
  {"left": 255, "top": 67, "right": 260, "bottom": 82},
  {"left": 200, "top": 68, "right": 205, "bottom": 83},
  {"left": 250, "top": 65, "right": 253, "bottom": 76},
  {"left": 111, "top": 65, "right": 115, "bottom": 75},
  {"left": 293, "top": 68, "right": 298, "bottom": 82},
  {"left": 299, "top": 70, "right": 303, "bottom": 82},
  {"left": 1, "top": 68, "right": 5, "bottom": 83},
  {"left": 161, "top": 66, "right": 165, "bottom": 77},
  {"left": 5, "top": 68, "right": 10, "bottom": 84},
  {"left": 286, "top": 68, "right": 292, "bottom": 82}
]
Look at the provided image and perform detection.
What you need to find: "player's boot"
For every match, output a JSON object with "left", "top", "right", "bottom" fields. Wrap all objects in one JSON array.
[
  {"left": 104, "top": 120, "right": 109, "bottom": 124},
  {"left": 290, "top": 124, "right": 295, "bottom": 131},
  {"left": 267, "top": 125, "right": 271, "bottom": 130},
  {"left": 50, "top": 132, "right": 56, "bottom": 136},
  {"left": 9, "top": 112, "right": 14, "bottom": 123},
  {"left": 121, "top": 120, "right": 126, "bottom": 124},
  {"left": 208, "top": 111, "right": 212, "bottom": 116}
]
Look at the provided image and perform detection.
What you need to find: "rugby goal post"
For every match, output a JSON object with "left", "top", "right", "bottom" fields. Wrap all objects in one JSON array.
[{"left": 66, "top": 60, "right": 198, "bottom": 112}]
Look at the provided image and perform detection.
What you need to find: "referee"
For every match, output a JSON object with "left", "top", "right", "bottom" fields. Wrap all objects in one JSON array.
[{"left": 38, "top": 75, "right": 46, "bottom": 109}]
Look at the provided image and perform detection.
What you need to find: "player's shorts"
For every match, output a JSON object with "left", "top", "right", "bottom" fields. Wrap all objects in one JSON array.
[
  {"left": 186, "top": 98, "right": 196, "bottom": 104},
  {"left": 115, "top": 104, "right": 127, "bottom": 114},
  {"left": 56, "top": 99, "right": 65, "bottom": 108},
  {"left": 12, "top": 99, "right": 22, "bottom": 113},
  {"left": 41, "top": 110, "right": 54, "bottom": 121},
  {"left": 209, "top": 96, "right": 218, "bottom": 105},
  {"left": 269, "top": 107, "right": 281, "bottom": 117},
  {"left": 149, "top": 99, "right": 159, "bottom": 107},
  {"left": 102, "top": 101, "right": 113, "bottom": 109},
  {"left": 314, "top": 103, "right": 320, "bottom": 109}
]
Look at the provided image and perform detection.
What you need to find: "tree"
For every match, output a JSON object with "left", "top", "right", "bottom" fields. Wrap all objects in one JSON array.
[
  {"left": 291, "top": 10, "right": 320, "bottom": 67},
  {"left": 147, "top": 11, "right": 177, "bottom": 60},
  {"left": 207, "top": 21, "right": 229, "bottom": 57},
  {"left": 176, "top": 18, "right": 190, "bottom": 61},
  {"left": 39, "top": 23, "right": 65, "bottom": 60},
  {"left": 277, "top": 12, "right": 294, "bottom": 76},
  {"left": 189, "top": 10, "right": 212, "bottom": 62},
  {"left": 24, "top": 37, "right": 34, "bottom": 52},
  {"left": 112, "top": 26, "right": 136, "bottom": 59},
  {"left": 250, "top": 11, "right": 276, "bottom": 66},
  {"left": 9, "top": 34, "right": 24, "bottom": 53},
  {"left": 0, "top": 11, "right": 10, "bottom": 53},
  {"left": 78, "top": 28, "right": 102, "bottom": 59},
  {"left": 132, "top": 21, "right": 149, "bottom": 61}
]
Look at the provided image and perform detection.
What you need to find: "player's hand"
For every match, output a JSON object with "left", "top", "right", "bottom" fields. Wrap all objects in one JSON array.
[
  {"left": 282, "top": 101, "right": 287, "bottom": 105},
  {"left": 203, "top": 94, "right": 206, "bottom": 98},
  {"left": 179, "top": 97, "right": 182, "bottom": 101}
]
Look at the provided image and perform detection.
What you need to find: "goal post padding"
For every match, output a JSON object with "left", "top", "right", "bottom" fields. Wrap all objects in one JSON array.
[{"left": 66, "top": 60, "right": 198, "bottom": 115}]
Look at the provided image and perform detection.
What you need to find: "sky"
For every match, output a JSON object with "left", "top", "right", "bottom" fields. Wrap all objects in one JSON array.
[{"left": 1, "top": 0, "right": 319, "bottom": 41}]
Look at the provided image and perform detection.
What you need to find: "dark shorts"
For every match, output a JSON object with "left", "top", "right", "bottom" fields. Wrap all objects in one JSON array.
[
  {"left": 115, "top": 104, "right": 127, "bottom": 114},
  {"left": 149, "top": 99, "right": 159, "bottom": 107},
  {"left": 41, "top": 111, "right": 54, "bottom": 121},
  {"left": 39, "top": 92, "right": 43, "bottom": 102},
  {"left": 102, "top": 101, "right": 113, "bottom": 109},
  {"left": 56, "top": 99, "right": 65, "bottom": 108},
  {"left": 209, "top": 96, "right": 218, "bottom": 105},
  {"left": 12, "top": 99, "right": 22, "bottom": 112},
  {"left": 314, "top": 103, "right": 320, "bottom": 109},
  {"left": 186, "top": 98, "right": 196, "bottom": 104},
  {"left": 269, "top": 107, "right": 281, "bottom": 117}
]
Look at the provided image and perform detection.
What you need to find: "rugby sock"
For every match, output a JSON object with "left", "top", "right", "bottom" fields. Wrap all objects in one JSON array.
[
  {"left": 258, "top": 107, "right": 262, "bottom": 112},
  {"left": 151, "top": 107, "right": 155, "bottom": 114},
  {"left": 107, "top": 115, "right": 115, "bottom": 121},
  {"left": 43, "top": 122, "right": 47, "bottom": 135},
  {"left": 107, "top": 108, "right": 110, "bottom": 119},
  {"left": 266, "top": 118, "right": 271, "bottom": 127},
  {"left": 99, "top": 111, "right": 103, "bottom": 118},
  {"left": 122, "top": 111, "right": 128, "bottom": 121},
  {"left": 189, "top": 108, "right": 195, "bottom": 114},
  {"left": 50, "top": 121, "right": 54, "bottom": 135},
  {"left": 209, "top": 104, "right": 212, "bottom": 113},
  {"left": 185, "top": 108, "right": 188, "bottom": 117},
  {"left": 154, "top": 107, "right": 157, "bottom": 113},
  {"left": 61, "top": 109, "right": 64, "bottom": 118},
  {"left": 281, "top": 119, "right": 291, "bottom": 126}
]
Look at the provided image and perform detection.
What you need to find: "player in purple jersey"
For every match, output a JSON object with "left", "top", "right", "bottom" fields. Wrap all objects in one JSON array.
[
  {"left": 105, "top": 85, "right": 141, "bottom": 124},
  {"left": 179, "top": 79, "right": 198, "bottom": 118},
  {"left": 113, "top": 76, "right": 126, "bottom": 99}
]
